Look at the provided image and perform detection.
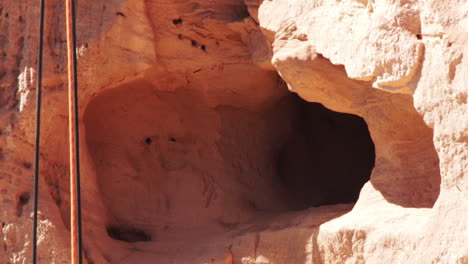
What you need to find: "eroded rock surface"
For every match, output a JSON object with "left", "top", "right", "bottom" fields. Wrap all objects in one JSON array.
[{"left": 0, "top": 0, "right": 466, "bottom": 263}]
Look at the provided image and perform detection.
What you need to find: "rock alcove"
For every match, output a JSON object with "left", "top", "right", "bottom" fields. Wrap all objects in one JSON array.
[
  {"left": 33, "top": 53, "right": 440, "bottom": 264},
  {"left": 83, "top": 79, "right": 375, "bottom": 245}
]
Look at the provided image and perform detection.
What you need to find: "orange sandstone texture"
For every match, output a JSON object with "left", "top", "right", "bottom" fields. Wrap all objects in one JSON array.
[{"left": 0, "top": 0, "right": 466, "bottom": 264}]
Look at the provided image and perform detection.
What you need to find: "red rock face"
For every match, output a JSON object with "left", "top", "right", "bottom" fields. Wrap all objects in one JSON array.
[
  {"left": 82, "top": 78, "right": 375, "bottom": 250},
  {"left": 0, "top": 0, "right": 466, "bottom": 263}
]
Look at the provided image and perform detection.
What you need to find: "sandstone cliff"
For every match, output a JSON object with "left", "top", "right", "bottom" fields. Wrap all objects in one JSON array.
[{"left": 0, "top": 0, "right": 466, "bottom": 263}]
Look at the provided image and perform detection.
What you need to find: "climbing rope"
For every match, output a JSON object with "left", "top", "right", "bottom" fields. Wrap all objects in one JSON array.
[
  {"left": 32, "top": 0, "right": 45, "bottom": 263},
  {"left": 32, "top": 1, "right": 82, "bottom": 263},
  {"left": 65, "top": 0, "right": 83, "bottom": 263}
]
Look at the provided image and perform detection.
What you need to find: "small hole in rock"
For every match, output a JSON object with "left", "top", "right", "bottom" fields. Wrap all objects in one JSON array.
[
  {"left": 106, "top": 225, "right": 152, "bottom": 243},
  {"left": 5, "top": 13, "right": 9, "bottom": 18},
  {"left": 416, "top": 34, "right": 422, "bottom": 40},
  {"left": 19, "top": 192, "right": 30, "bottom": 205},
  {"left": 169, "top": 137, "right": 176, "bottom": 142},
  {"left": 191, "top": 40, "right": 198, "bottom": 47},
  {"left": 230, "top": 3, "right": 250, "bottom": 22},
  {"left": 116, "top": 12, "right": 126, "bottom": 17},
  {"left": 22, "top": 162, "right": 32, "bottom": 169},
  {"left": 17, "top": 192, "right": 30, "bottom": 217},
  {"left": 145, "top": 137, "right": 152, "bottom": 145},
  {"left": 201, "top": 45, "right": 206, "bottom": 51},
  {"left": 172, "top": 18, "right": 182, "bottom": 25},
  {"left": 178, "top": 34, "right": 183, "bottom": 40}
]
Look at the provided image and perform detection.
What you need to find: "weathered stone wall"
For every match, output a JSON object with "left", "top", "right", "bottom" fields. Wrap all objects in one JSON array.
[{"left": 0, "top": 0, "right": 466, "bottom": 263}]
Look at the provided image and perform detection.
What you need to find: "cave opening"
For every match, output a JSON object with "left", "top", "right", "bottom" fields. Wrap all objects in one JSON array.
[
  {"left": 276, "top": 95, "right": 375, "bottom": 210},
  {"left": 83, "top": 81, "right": 375, "bottom": 245}
]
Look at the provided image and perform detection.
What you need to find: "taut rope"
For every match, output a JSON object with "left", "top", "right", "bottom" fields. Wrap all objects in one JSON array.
[
  {"left": 65, "top": 0, "right": 83, "bottom": 263},
  {"left": 32, "top": 0, "right": 45, "bottom": 263}
]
